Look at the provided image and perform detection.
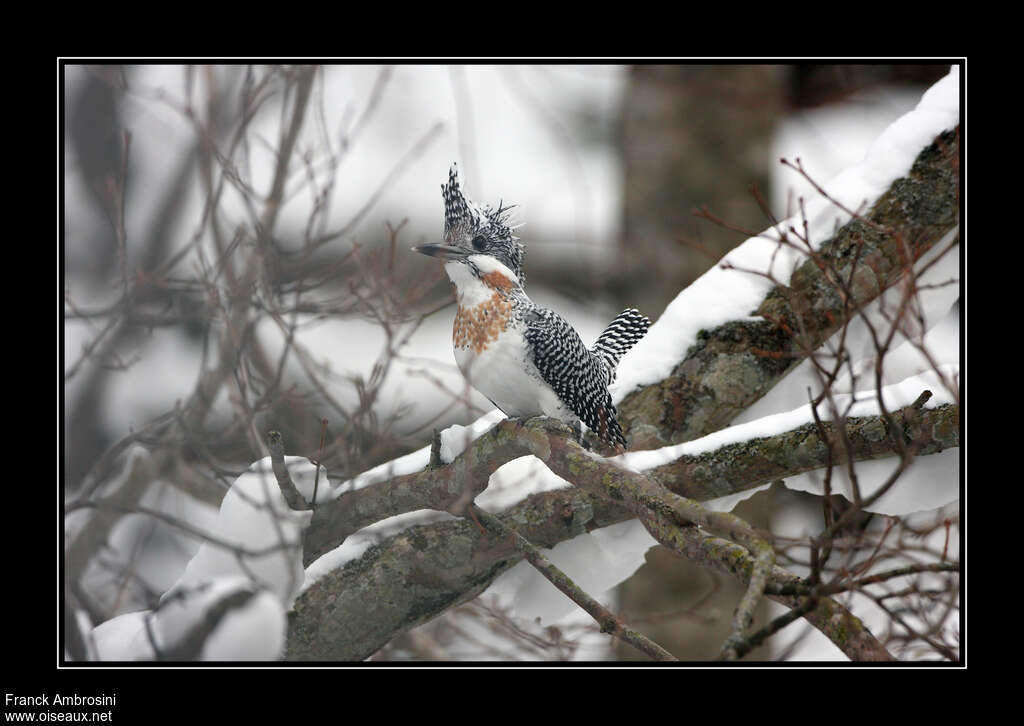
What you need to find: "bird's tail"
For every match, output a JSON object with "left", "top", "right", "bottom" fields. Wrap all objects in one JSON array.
[{"left": 591, "top": 308, "right": 651, "bottom": 384}]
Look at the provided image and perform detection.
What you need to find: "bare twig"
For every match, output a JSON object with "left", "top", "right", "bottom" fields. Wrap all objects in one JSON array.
[{"left": 470, "top": 505, "right": 678, "bottom": 662}]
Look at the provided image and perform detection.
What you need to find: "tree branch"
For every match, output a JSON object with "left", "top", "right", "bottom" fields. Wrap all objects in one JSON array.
[
  {"left": 303, "top": 401, "right": 958, "bottom": 569},
  {"left": 616, "top": 128, "right": 959, "bottom": 449},
  {"left": 289, "top": 405, "right": 953, "bottom": 660},
  {"left": 644, "top": 510, "right": 895, "bottom": 661},
  {"left": 470, "top": 504, "right": 678, "bottom": 662},
  {"left": 644, "top": 403, "right": 959, "bottom": 503}
]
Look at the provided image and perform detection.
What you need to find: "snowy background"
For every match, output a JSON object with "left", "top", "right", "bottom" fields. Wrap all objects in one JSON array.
[{"left": 64, "top": 63, "right": 960, "bottom": 662}]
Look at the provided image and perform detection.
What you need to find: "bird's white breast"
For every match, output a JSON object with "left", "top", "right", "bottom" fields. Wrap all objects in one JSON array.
[
  {"left": 455, "top": 323, "right": 568, "bottom": 420},
  {"left": 455, "top": 324, "right": 520, "bottom": 406},
  {"left": 445, "top": 261, "right": 571, "bottom": 423}
]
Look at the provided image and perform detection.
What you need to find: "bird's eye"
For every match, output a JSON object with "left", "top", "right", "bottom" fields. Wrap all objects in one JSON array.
[{"left": 471, "top": 235, "right": 487, "bottom": 250}]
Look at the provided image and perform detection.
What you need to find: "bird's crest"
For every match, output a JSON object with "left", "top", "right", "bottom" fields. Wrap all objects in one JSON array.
[{"left": 442, "top": 164, "right": 526, "bottom": 283}]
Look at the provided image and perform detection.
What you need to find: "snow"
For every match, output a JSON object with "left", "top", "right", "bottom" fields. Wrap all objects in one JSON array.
[
  {"left": 300, "top": 534, "right": 374, "bottom": 593},
  {"left": 618, "top": 363, "right": 958, "bottom": 516},
  {"left": 71, "top": 66, "right": 961, "bottom": 661},
  {"left": 69, "top": 445, "right": 224, "bottom": 615},
  {"left": 771, "top": 86, "right": 926, "bottom": 218},
  {"left": 300, "top": 509, "right": 455, "bottom": 594},
  {"left": 69, "top": 609, "right": 97, "bottom": 661},
  {"left": 332, "top": 440, "right": 435, "bottom": 496},
  {"left": 475, "top": 455, "right": 573, "bottom": 511},
  {"left": 621, "top": 365, "right": 956, "bottom": 470},
  {"left": 330, "top": 408, "right": 509, "bottom": 498},
  {"left": 294, "top": 68, "right": 962, "bottom": 656},
  {"left": 788, "top": 448, "right": 959, "bottom": 517},
  {"left": 302, "top": 452, "right": 579, "bottom": 594},
  {"left": 438, "top": 410, "right": 507, "bottom": 464},
  {"left": 94, "top": 479, "right": 221, "bottom": 605},
  {"left": 91, "top": 610, "right": 155, "bottom": 661},
  {"left": 161, "top": 456, "right": 320, "bottom": 611},
  {"left": 92, "top": 576, "right": 286, "bottom": 661},
  {"left": 305, "top": 408, "right": 653, "bottom": 624},
  {"left": 611, "top": 66, "right": 960, "bottom": 401},
  {"left": 159, "top": 578, "right": 286, "bottom": 661},
  {"left": 485, "top": 519, "right": 658, "bottom": 625},
  {"left": 733, "top": 241, "right": 960, "bottom": 427},
  {"left": 93, "top": 457, "right": 318, "bottom": 660}
]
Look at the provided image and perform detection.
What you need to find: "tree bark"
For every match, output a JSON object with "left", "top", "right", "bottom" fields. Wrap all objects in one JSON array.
[{"left": 286, "top": 127, "right": 960, "bottom": 661}]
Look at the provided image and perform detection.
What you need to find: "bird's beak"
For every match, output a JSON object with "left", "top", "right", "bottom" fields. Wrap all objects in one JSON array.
[{"left": 411, "top": 243, "right": 469, "bottom": 261}]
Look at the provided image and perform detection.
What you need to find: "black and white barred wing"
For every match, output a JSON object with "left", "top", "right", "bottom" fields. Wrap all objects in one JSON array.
[{"left": 522, "top": 306, "right": 628, "bottom": 448}]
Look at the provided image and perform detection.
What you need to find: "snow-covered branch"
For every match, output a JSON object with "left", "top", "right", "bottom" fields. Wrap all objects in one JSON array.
[
  {"left": 69, "top": 65, "right": 961, "bottom": 663},
  {"left": 289, "top": 388, "right": 957, "bottom": 659},
  {"left": 626, "top": 393, "right": 958, "bottom": 511},
  {"left": 616, "top": 127, "right": 959, "bottom": 449},
  {"left": 288, "top": 75, "right": 960, "bottom": 658}
]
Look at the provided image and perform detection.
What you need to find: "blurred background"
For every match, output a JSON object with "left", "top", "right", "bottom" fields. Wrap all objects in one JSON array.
[{"left": 63, "top": 62, "right": 953, "bottom": 660}]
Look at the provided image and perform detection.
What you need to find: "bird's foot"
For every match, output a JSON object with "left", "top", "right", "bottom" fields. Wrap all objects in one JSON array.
[{"left": 505, "top": 416, "right": 590, "bottom": 448}]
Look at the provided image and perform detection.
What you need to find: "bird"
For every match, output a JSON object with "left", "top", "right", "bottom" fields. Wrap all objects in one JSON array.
[{"left": 413, "top": 165, "right": 650, "bottom": 451}]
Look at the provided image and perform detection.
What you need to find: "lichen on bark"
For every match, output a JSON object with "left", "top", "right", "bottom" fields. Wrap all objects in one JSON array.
[{"left": 618, "top": 128, "right": 960, "bottom": 450}]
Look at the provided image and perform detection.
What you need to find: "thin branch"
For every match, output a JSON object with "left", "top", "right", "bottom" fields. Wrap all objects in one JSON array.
[
  {"left": 266, "top": 430, "right": 310, "bottom": 511},
  {"left": 470, "top": 505, "right": 677, "bottom": 662}
]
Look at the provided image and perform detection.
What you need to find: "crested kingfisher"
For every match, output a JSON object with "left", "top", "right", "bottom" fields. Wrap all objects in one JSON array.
[{"left": 413, "top": 165, "right": 650, "bottom": 450}]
